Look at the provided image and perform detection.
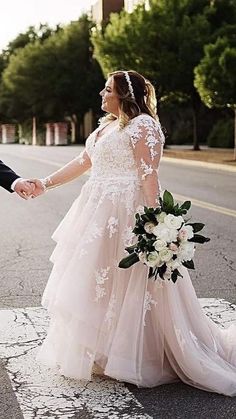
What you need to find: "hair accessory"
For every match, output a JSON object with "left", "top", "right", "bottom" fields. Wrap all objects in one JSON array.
[{"left": 123, "top": 71, "right": 135, "bottom": 100}]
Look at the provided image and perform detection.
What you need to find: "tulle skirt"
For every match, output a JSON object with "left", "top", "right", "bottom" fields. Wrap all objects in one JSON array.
[{"left": 37, "top": 178, "right": 236, "bottom": 396}]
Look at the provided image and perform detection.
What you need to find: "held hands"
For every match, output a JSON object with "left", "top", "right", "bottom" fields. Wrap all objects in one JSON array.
[{"left": 14, "top": 179, "right": 45, "bottom": 200}]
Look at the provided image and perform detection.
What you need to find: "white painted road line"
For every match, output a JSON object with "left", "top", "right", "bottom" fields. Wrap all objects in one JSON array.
[{"left": 0, "top": 299, "right": 235, "bottom": 418}]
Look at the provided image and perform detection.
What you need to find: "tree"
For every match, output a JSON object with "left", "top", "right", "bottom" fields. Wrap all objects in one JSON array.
[
  {"left": 92, "top": 0, "right": 236, "bottom": 150},
  {"left": 194, "top": 33, "right": 236, "bottom": 159},
  {"left": 92, "top": 0, "right": 213, "bottom": 149},
  {"left": 0, "top": 16, "right": 104, "bottom": 140}
]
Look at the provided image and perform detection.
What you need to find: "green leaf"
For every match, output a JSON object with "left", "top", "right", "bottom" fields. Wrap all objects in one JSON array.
[
  {"left": 189, "top": 234, "right": 210, "bottom": 243},
  {"left": 182, "top": 259, "right": 195, "bottom": 269},
  {"left": 118, "top": 252, "right": 139, "bottom": 269},
  {"left": 186, "top": 222, "right": 205, "bottom": 233},
  {"left": 180, "top": 200, "right": 191, "bottom": 211},
  {"left": 163, "top": 190, "right": 174, "bottom": 210},
  {"left": 125, "top": 244, "right": 137, "bottom": 254}
]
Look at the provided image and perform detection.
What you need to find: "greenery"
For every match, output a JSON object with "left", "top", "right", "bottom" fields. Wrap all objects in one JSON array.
[
  {"left": 0, "top": 17, "right": 104, "bottom": 141},
  {"left": 207, "top": 117, "right": 234, "bottom": 148},
  {"left": 92, "top": 0, "right": 236, "bottom": 149},
  {"left": 0, "top": 1, "right": 235, "bottom": 148},
  {"left": 119, "top": 190, "right": 210, "bottom": 283},
  {"left": 194, "top": 28, "right": 236, "bottom": 156}
]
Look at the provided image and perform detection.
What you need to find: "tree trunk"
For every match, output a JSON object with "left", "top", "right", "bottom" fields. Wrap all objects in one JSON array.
[
  {"left": 234, "top": 108, "right": 236, "bottom": 161},
  {"left": 191, "top": 92, "right": 201, "bottom": 151}
]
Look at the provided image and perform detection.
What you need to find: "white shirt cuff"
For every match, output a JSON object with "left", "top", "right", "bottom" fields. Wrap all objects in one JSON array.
[{"left": 11, "top": 178, "right": 23, "bottom": 191}]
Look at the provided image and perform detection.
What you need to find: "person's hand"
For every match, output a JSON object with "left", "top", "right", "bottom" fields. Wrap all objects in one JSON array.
[
  {"left": 28, "top": 179, "right": 45, "bottom": 198},
  {"left": 14, "top": 180, "right": 35, "bottom": 200}
]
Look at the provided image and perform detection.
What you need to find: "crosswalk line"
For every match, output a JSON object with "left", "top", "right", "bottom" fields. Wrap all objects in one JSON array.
[{"left": 0, "top": 299, "right": 235, "bottom": 419}]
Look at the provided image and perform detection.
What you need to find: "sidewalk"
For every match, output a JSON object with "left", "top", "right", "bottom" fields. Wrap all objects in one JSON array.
[{"left": 163, "top": 146, "right": 236, "bottom": 166}]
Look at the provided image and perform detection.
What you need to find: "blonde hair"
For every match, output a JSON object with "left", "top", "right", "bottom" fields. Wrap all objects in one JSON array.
[{"left": 100, "top": 70, "right": 158, "bottom": 128}]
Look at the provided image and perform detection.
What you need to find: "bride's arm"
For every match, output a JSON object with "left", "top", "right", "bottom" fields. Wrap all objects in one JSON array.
[
  {"left": 42, "top": 149, "right": 91, "bottom": 189},
  {"left": 130, "top": 116, "right": 165, "bottom": 207},
  {"left": 30, "top": 149, "right": 91, "bottom": 196}
]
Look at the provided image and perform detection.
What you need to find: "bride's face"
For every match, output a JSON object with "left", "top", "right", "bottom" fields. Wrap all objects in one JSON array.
[{"left": 100, "top": 76, "right": 120, "bottom": 116}]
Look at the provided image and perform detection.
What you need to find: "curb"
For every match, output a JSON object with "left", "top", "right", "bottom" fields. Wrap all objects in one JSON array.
[{"left": 162, "top": 156, "right": 236, "bottom": 173}]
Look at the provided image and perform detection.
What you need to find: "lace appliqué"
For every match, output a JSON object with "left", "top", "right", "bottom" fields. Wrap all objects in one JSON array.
[
  {"left": 129, "top": 115, "right": 165, "bottom": 161},
  {"left": 140, "top": 158, "right": 155, "bottom": 180},
  {"left": 143, "top": 291, "right": 157, "bottom": 326},
  {"left": 85, "top": 222, "right": 103, "bottom": 244},
  {"left": 76, "top": 151, "right": 86, "bottom": 165},
  {"left": 123, "top": 226, "right": 135, "bottom": 247},
  {"left": 107, "top": 216, "right": 119, "bottom": 238},
  {"left": 94, "top": 267, "right": 110, "bottom": 302},
  {"left": 105, "top": 294, "right": 116, "bottom": 328}
]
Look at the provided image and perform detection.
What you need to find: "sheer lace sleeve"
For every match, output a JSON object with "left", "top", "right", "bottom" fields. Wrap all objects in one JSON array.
[
  {"left": 129, "top": 115, "right": 165, "bottom": 207},
  {"left": 43, "top": 149, "right": 91, "bottom": 188}
]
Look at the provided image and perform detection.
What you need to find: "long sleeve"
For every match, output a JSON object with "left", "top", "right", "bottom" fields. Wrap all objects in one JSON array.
[
  {"left": 44, "top": 149, "right": 91, "bottom": 188},
  {"left": 0, "top": 160, "right": 20, "bottom": 192},
  {"left": 129, "top": 115, "right": 165, "bottom": 207}
]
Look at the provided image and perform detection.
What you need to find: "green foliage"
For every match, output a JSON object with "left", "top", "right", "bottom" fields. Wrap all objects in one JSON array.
[
  {"left": 194, "top": 34, "right": 236, "bottom": 109},
  {"left": 0, "top": 16, "right": 104, "bottom": 124},
  {"left": 207, "top": 117, "right": 234, "bottom": 148}
]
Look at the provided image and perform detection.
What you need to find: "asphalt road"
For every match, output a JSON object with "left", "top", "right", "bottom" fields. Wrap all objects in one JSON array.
[{"left": 0, "top": 144, "right": 236, "bottom": 418}]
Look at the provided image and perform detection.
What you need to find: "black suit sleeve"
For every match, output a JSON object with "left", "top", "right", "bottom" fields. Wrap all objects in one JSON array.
[{"left": 0, "top": 160, "right": 20, "bottom": 192}]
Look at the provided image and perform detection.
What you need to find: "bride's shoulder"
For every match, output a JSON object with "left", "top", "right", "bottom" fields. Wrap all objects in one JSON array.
[{"left": 127, "top": 113, "right": 160, "bottom": 131}]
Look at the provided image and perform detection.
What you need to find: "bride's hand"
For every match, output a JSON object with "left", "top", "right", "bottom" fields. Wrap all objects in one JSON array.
[{"left": 28, "top": 179, "right": 45, "bottom": 198}]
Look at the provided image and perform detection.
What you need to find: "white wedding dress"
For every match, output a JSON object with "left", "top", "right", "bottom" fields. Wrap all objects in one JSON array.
[{"left": 37, "top": 114, "right": 236, "bottom": 396}]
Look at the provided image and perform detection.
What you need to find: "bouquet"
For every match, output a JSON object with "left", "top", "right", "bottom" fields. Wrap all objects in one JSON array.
[{"left": 119, "top": 190, "right": 210, "bottom": 283}]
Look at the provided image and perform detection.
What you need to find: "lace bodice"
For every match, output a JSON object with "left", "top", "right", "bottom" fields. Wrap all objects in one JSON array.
[
  {"left": 85, "top": 114, "right": 164, "bottom": 183},
  {"left": 46, "top": 114, "right": 165, "bottom": 207}
]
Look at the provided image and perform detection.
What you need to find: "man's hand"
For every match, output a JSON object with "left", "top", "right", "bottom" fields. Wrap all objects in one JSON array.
[{"left": 14, "top": 180, "right": 35, "bottom": 200}]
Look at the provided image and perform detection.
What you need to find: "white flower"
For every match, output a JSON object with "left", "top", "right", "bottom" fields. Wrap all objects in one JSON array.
[
  {"left": 178, "top": 225, "right": 194, "bottom": 241},
  {"left": 163, "top": 266, "right": 172, "bottom": 280},
  {"left": 154, "top": 239, "right": 167, "bottom": 251},
  {"left": 144, "top": 222, "right": 156, "bottom": 234},
  {"left": 136, "top": 205, "right": 145, "bottom": 215},
  {"left": 164, "top": 214, "right": 184, "bottom": 230},
  {"left": 159, "top": 248, "right": 173, "bottom": 263},
  {"left": 166, "top": 259, "right": 181, "bottom": 271},
  {"left": 146, "top": 251, "right": 162, "bottom": 267},
  {"left": 153, "top": 223, "right": 178, "bottom": 243},
  {"left": 178, "top": 242, "right": 195, "bottom": 262},
  {"left": 156, "top": 211, "right": 167, "bottom": 223},
  {"left": 139, "top": 252, "right": 147, "bottom": 264}
]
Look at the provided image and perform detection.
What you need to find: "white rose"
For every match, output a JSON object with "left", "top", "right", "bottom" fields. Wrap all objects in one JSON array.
[
  {"left": 153, "top": 223, "right": 178, "bottom": 243},
  {"left": 178, "top": 225, "right": 194, "bottom": 241},
  {"left": 139, "top": 252, "right": 147, "bottom": 264},
  {"left": 163, "top": 266, "right": 172, "bottom": 280},
  {"left": 154, "top": 239, "right": 167, "bottom": 251},
  {"left": 136, "top": 205, "right": 145, "bottom": 215},
  {"left": 144, "top": 222, "right": 156, "bottom": 234},
  {"left": 166, "top": 259, "right": 181, "bottom": 271},
  {"left": 159, "top": 248, "right": 173, "bottom": 263},
  {"left": 164, "top": 214, "right": 184, "bottom": 230},
  {"left": 156, "top": 211, "right": 167, "bottom": 223},
  {"left": 178, "top": 242, "right": 195, "bottom": 262},
  {"left": 146, "top": 251, "right": 162, "bottom": 267}
]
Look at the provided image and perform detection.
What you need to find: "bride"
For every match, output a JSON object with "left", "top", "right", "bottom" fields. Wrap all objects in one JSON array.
[{"left": 36, "top": 70, "right": 236, "bottom": 396}]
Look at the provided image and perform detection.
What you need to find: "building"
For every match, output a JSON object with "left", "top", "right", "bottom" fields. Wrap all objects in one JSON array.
[
  {"left": 124, "top": 0, "right": 149, "bottom": 13},
  {"left": 91, "top": 0, "right": 124, "bottom": 25}
]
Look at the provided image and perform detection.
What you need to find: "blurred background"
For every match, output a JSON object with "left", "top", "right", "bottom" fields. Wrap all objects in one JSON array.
[{"left": 0, "top": 0, "right": 235, "bottom": 154}]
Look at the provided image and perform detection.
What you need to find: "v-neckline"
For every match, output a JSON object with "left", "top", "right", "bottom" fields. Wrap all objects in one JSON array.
[{"left": 94, "top": 120, "right": 119, "bottom": 146}]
